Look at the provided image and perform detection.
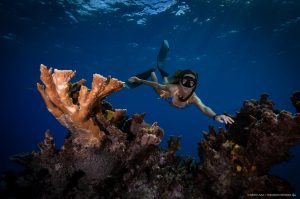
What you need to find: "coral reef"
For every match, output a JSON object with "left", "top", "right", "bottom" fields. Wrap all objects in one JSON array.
[
  {"left": 196, "top": 93, "right": 300, "bottom": 198},
  {"left": 1, "top": 66, "right": 300, "bottom": 199},
  {"left": 291, "top": 91, "right": 300, "bottom": 113}
]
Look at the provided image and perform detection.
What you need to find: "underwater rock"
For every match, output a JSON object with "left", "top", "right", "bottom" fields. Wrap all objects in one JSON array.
[{"left": 0, "top": 67, "right": 299, "bottom": 198}]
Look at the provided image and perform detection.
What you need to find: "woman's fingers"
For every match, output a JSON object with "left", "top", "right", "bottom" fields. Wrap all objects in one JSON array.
[
  {"left": 228, "top": 117, "right": 235, "bottom": 123},
  {"left": 228, "top": 117, "right": 235, "bottom": 124},
  {"left": 225, "top": 116, "right": 234, "bottom": 124},
  {"left": 225, "top": 117, "right": 232, "bottom": 124},
  {"left": 227, "top": 118, "right": 232, "bottom": 124},
  {"left": 218, "top": 115, "right": 235, "bottom": 124}
]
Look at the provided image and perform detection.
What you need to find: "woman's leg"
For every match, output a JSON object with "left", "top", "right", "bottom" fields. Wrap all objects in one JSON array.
[
  {"left": 150, "top": 71, "right": 161, "bottom": 94},
  {"left": 150, "top": 71, "right": 158, "bottom": 83},
  {"left": 163, "top": 76, "right": 169, "bottom": 84}
]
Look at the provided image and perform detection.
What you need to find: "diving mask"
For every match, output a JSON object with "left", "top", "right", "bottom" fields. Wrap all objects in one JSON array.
[{"left": 180, "top": 75, "right": 196, "bottom": 88}]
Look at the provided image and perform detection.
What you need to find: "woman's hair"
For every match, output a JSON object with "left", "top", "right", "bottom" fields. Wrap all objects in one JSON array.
[{"left": 167, "top": 69, "right": 198, "bottom": 85}]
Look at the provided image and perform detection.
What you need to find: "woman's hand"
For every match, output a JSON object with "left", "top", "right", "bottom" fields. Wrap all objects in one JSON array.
[
  {"left": 128, "top": 76, "right": 141, "bottom": 83},
  {"left": 215, "top": 115, "right": 234, "bottom": 124},
  {"left": 159, "top": 90, "right": 171, "bottom": 99}
]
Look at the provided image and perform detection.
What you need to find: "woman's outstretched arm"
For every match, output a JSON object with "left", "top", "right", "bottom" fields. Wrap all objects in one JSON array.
[
  {"left": 128, "top": 76, "right": 168, "bottom": 91},
  {"left": 191, "top": 94, "right": 234, "bottom": 124}
]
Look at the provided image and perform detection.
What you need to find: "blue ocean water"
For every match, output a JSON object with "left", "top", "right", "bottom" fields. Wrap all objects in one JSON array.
[{"left": 0, "top": 0, "right": 299, "bottom": 194}]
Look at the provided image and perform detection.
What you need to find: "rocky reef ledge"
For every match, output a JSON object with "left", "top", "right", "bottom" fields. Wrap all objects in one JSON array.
[{"left": 0, "top": 65, "right": 300, "bottom": 199}]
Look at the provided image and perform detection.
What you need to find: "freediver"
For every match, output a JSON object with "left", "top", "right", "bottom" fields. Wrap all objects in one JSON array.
[{"left": 126, "top": 40, "right": 234, "bottom": 124}]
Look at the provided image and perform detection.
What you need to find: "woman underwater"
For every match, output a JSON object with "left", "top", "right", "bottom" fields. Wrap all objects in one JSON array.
[{"left": 126, "top": 40, "right": 234, "bottom": 125}]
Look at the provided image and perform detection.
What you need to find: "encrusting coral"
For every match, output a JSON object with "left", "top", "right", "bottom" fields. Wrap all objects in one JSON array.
[{"left": 0, "top": 66, "right": 299, "bottom": 199}]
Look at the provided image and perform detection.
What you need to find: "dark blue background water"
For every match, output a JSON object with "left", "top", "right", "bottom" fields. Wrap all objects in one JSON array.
[{"left": 1, "top": 0, "right": 299, "bottom": 194}]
